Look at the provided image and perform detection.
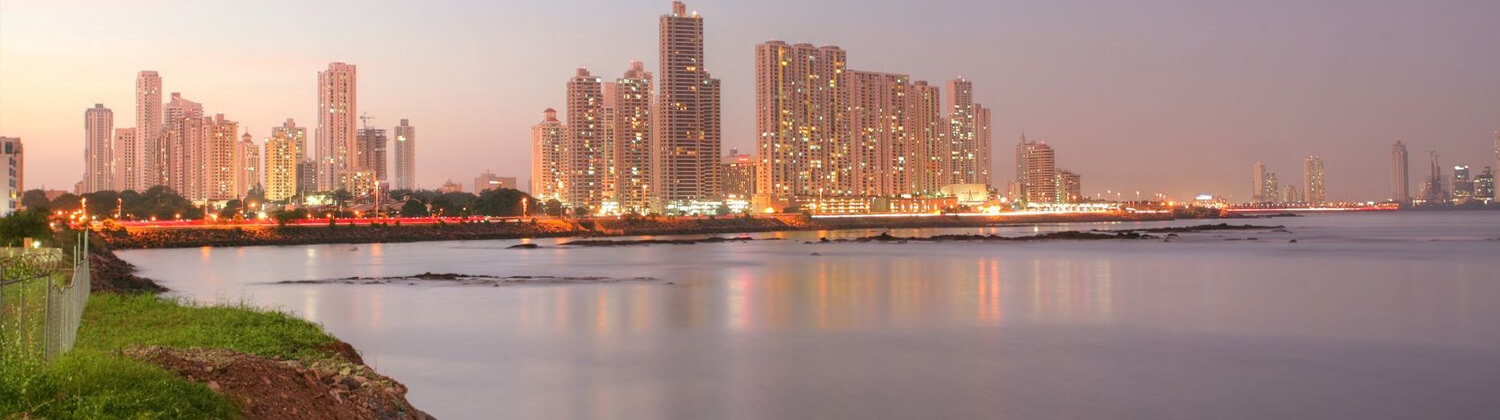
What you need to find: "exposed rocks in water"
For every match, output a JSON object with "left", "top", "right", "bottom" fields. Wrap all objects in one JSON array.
[
  {"left": 507, "top": 243, "right": 541, "bottom": 249},
  {"left": 825, "top": 230, "right": 1157, "bottom": 243},
  {"left": 556, "top": 236, "right": 764, "bottom": 247},
  {"left": 1111, "top": 223, "right": 1286, "bottom": 234},
  {"left": 126, "top": 346, "right": 433, "bottom": 420},
  {"left": 90, "top": 244, "right": 168, "bottom": 293},
  {"left": 274, "top": 272, "right": 656, "bottom": 287}
]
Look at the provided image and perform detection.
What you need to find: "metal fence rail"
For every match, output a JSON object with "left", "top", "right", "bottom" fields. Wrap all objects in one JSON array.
[{"left": 0, "top": 233, "right": 91, "bottom": 362}]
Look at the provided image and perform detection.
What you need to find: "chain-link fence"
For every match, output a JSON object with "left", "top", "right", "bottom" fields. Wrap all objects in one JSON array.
[{"left": 0, "top": 233, "right": 90, "bottom": 362}]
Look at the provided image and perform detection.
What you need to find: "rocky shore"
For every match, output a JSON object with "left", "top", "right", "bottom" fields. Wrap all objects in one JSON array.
[{"left": 101, "top": 212, "right": 1176, "bottom": 249}]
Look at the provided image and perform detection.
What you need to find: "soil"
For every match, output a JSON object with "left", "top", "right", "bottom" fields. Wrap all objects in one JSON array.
[{"left": 125, "top": 346, "right": 433, "bottom": 420}]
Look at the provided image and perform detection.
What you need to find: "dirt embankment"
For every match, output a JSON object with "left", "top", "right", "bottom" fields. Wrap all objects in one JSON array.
[
  {"left": 100, "top": 212, "right": 1178, "bottom": 250},
  {"left": 127, "top": 346, "right": 432, "bottom": 420}
]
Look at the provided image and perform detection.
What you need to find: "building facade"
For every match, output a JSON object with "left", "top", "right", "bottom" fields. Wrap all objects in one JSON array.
[
  {"left": 110, "top": 128, "right": 134, "bottom": 192},
  {"left": 656, "top": 1, "right": 722, "bottom": 208},
  {"left": 162, "top": 93, "right": 204, "bottom": 198},
  {"left": 754, "top": 41, "right": 849, "bottom": 207},
  {"left": 909, "top": 81, "right": 946, "bottom": 195},
  {"left": 202, "top": 114, "right": 239, "bottom": 201},
  {"left": 613, "top": 62, "right": 654, "bottom": 213},
  {"left": 566, "top": 68, "right": 607, "bottom": 210},
  {"left": 133, "top": 71, "right": 162, "bottom": 190},
  {"left": 1058, "top": 170, "right": 1082, "bottom": 203},
  {"left": 317, "top": 62, "right": 357, "bottom": 191},
  {"left": 356, "top": 128, "right": 388, "bottom": 182},
  {"left": 265, "top": 126, "right": 299, "bottom": 202},
  {"left": 1016, "top": 138, "right": 1058, "bottom": 204},
  {"left": 84, "top": 104, "right": 113, "bottom": 193},
  {"left": 1391, "top": 141, "right": 1410, "bottom": 202},
  {"left": 474, "top": 171, "right": 518, "bottom": 193},
  {"left": 394, "top": 119, "right": 416, "bottom": 191},
  {"left": 236, "top": 132, "right": 261, "bottom": 198},
  {"left": 721, "top": 150, "right": 755, "bottom": 200},
  {"left": 1303, "top": 156, "right": 1325, "bottom": 204},
  {"left": 847, "top": 70, "right": 911, "bottom": 197},
  {"left": 0, "top": 138, "right": 20, "bottom": 214},
  {"left": 531, "top": 108, "right": 566, "bottom": 202}
]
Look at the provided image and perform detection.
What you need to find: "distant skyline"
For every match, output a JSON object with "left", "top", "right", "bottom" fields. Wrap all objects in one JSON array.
[{"left": 3, "top": 0, "right": 1498, "bottom": 201}]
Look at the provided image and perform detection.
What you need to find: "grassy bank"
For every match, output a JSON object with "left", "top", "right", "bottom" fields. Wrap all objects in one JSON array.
[{"left": 2, "top": 293, "right": 343, "bottom": 419}]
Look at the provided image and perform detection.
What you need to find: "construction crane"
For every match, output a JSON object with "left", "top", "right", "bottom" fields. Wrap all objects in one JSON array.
[{"left": 359, "top": 112, "right": 376, "bottom": 130}]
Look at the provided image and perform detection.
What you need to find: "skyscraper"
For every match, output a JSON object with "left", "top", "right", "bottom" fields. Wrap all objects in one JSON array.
[
  {"left": 237, "top": 131, "right": 261, "bottom": 198},
  {"left": 1391, "top": 141, "right": 1410, "bottom": 202},
  {"left": 274, "top": 118, "right": 307, "bottom": 163},
  {"left": 1303, "top": 156, "right": 1325, "bottom": 204},
  {"left": 356, "top": 128, "right": 388, "bottom": 182},
  {"left": 847, "top": 70, "right": 911, "bottom": 197},
  {"left": 946, "top": 78, "right": 991, "bottom": 186},
  {"left": 1421, "top": 151, "right": 1446, "bottom": 203},
  {"left": 133, "top": 71, "right": 162, "bottom": 190},
  {"left": 974, "top": 104, "right": 992, "bottom": 187},
  {"left": 754, "top": 41, "right": 848, "bottom": 206},
  {"left": 613, "top": 62, "right": 654, "bottom": 213},
  {"left": 656, "top": 1, "right": 722, "bottom": 209},
  {"left": 908, "top": 81, "right": 945, "bottom": 194},
  {"left": 394, "top": 119, "right": 416, "bottom": 191},
  {"left": 162, "top": 93, "right": 203, "bottom": 198},
  {"left": 1263, "top": 172, "right": 1280, "bottom": 204},
  {"left": 565, "top": 68, "right": 606, "bottom": 210},
  {"left": 110, "top": 129, "right": 134, "bottom": 191},
  {"left": 1016, "top": 137, "right": 1058, "bottom": 204},
  {"left": 531, "top": 108, "right": 566, "bottom": 202},
  {"left": 202, "top": 114, "right": 239, "bottom": 201},
  {"left": 1453, "top": 165, "right": 1473, "bottom": 199},
  {"left": 1493, "top": 131, "right": 1499, "bottom": 200},
  {"left": 84, "top": 104, "right": 114, "bottom": 193},
  {"left": 265, "top": 125, "right": 299, "bottom": 202},
  {"left": 317, "top": 62, "right": 357, "bottom": 191},
  {"left": 1252, "top": 161, "right": 1268, "bottom": 203}
]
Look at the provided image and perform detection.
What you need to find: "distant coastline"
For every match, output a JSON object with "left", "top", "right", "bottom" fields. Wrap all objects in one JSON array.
[{"left": 99, "top": 212, "right": 1185, "bottom": 250}]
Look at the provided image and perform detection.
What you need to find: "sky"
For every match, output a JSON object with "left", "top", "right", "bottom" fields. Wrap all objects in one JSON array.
[{"left": 2, "top": 0, "right": 1498, "bottom": 202}]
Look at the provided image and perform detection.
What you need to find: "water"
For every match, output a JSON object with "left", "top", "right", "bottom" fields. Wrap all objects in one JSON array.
[{"left": 118, "top": 212, "right": 1500, "bottom": 419}]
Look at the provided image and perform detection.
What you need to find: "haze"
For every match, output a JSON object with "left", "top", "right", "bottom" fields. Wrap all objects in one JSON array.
[{"left": 3, "top": 0, "right": 1497, "bottom": 201}]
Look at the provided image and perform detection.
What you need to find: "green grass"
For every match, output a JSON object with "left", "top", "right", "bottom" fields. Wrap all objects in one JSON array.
[{"left": 1, "top": 293, "right": 345, "bottom": 419}]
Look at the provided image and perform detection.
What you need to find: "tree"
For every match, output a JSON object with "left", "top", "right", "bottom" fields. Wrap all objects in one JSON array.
[
  {"left": 400, "top": 199, "right": 430, "bottom": 217},
  {"left": 50, "top": 193, "right": 82, "bottom": 212},
  {"left": 20, "top": 190, "right": 50, "bottom": 211},
  {"left": 331, "top": 189, "right": 353, "bottom": 208},
  {"left": 543, "top": 199, "right": 565, "bottom": 217},
  {"left": 80, "top": 190, "right": 121, "bottom": 217},
  {"left": 715, "top": 204, "right": 732, "bottom": 216},
  {"left": 0, "top": 210, "right": 52, "bottom": 246},
  {"left": 474, "top": 188, "right": 532, "bottom": 217},
  {"left": 218, "top": 199, "right": 244, "bottom": 219},
  {"left": 572, "top": 206, "right": 592, "bottom": 218}
]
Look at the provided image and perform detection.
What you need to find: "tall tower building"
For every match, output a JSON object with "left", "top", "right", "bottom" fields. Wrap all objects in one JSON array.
[
  {"left": 1263, "top": 172, "right": 1281, "bottom": 204},
  {"left": 1391, "top": 141, "right": 1410, "bottom": 202},
  {"left": 394, "top": 119, "right": 417, "bottom": 191},
  {"left": 946, "top": 78, "right": 989, "bottom": 186},
  {"left": 1017, "top": 138, "right": 1058, "bottom": 204},
  {"left": 273, "top": 118, "right": 307, "bottom": 164},
  {"left": 162, "top": 93, "right": 204, "bottom": 198},
  {"left": 908, "top": 81, "right": 945, "bottom": 194},
  {"left": 202, "top": 114, "right": 239, "bottom": 201},
  {"left": 110, "top": 129, "right": 134, "bottom": 191},
  {"left": 317, "top": 62, "right": 357, "bottom": 191},
  {"left": 133, "top": 71, "right": 162, "bottom": 190},
  {"left": 236, "top": 131, "right": 261, "bottom": 198},
  {"left": 265, "top": 125, "right": 299, "bottom": 202},
  {"left": 356, "top": 128, "right": 388, "bottom": 181},
  {"left": 1493, "top": 131, "right": 1500, "bottom": 200},
  {"left": 974, "top": 104, "right": 992, "bottom": 187},
  {"left": 1252, "top": 161, "right": 1268, "bottom": 203},
  {"left": 754, "top": 41, "right": 849, "bottom": 206},
  {"left": 1421, "top": 151, "right": 1445, "bottom": 203},
  {"left": 565, "top": 68, "right": 606, "bottom": 210},
  {"left": 656, "top": 1, "right": 722, "bottom": 209},
  {"left": 847, "top": 70, "right": 911, "bottom": 197},
  {"left": 613, "top": 62, "right": 654, "bottom": 213},
  {"left": 1303, "top": 156, "right": 1325, "bottom": 204},
  {"left": 84, "top": 104, "right": 114, "bottom": 193},
  {"left": 531, "top": 108, "right": 566, "bottom": 201}
]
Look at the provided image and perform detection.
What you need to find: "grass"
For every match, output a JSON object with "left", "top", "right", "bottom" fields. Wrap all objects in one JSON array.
[{"left": 1, "top": 293, "right": 345, "bottom": 419}]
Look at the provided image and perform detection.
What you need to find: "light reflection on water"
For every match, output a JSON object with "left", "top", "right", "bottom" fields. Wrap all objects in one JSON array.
[{"left": 121, "top": 213, "right": 1500, "bottom": 419}]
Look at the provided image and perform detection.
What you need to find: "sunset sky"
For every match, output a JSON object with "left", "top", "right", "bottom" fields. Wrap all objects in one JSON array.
[{"left": 2, "top": 0, "right": 1497, "bottom": 201}]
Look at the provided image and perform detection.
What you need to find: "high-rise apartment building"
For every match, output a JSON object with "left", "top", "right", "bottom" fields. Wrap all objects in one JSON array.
[
  {"left": 236, "top": 132, "right": 261, "bottom": 198},
  {"left": 565, "top": 68, "right": 607, "bottom": 210},
  {"left": 531, "top": 108, "right": 566, "bottom": 201},
  {"left": 612, "top": 62, "right": 654, "bottom": 213},
  {"left": 656, "top": 1, "right": 722, "bottom": 208},
  {"left": 908, "top": 81, "right": 946, "bottom": 194},
  {"left": 273, "top": 118, "right": 307, "bottom": 163},
  {"left": 1391, "top": 141, "right": 1410, "bottom": 202},
  {"left": 84, "top": 104, "right": 114, "bottom": 193},
  {"left": 317, "top": 62, "right": 357, "bottom": 191},
  {"left": 265, "top": 126, "right": 299, "bottom": 202},
  {"left": 1252, "top": 161, "right": 1268, "bottom": 202},
  {"left": 1017, "top": 138, "right": 1058, "bottom": 204},
  {"left": 296, "top": 161, "right": 318, "bottom": 197},
  {"left": 945, "top": 78, "right": 993, "bottom": 187},
  {"left": 133, "top": 71, "right": 162, "bottom": 190},
  {"left": 1263, "top": 172, "right": 1281, "bottom": 204},
  {"left": 721, "top": 150, "right": 756, "bottom": 200},
  {"left": 1493, "top": 131, "right": 1499, "bottom": 200},
  {"left": 394, "top": 119, "right": 416, "bottom": 191},
  {"left": 1058, "top": 170, "right": 1082, "bottom": 203},
  {"left": 162, "top": 93, "right": 204, "bottom": 198},
  {"left": 1420, "top": 151, "right": 1446, "bottom": 203},
  {"left": 1284, "top": 185, "right": 1302, "bottom": 204},
  {"left": 974, "top": 104, "right": 992, "bottom": 187},
  {"left": 202, "top": 114, "right": 239, "bottom": 201},
  {"left": 110, "top": 129, "right": 134, "bottom": 191},
  {"left": 755, "top": 41, "right": 849, "bottom": 206},
  {"left": 356, "top": 128, "right": 388, "bottom": 182},
  {"left": 847, "top": 70, "right": 911, "bottom": 197},
  {"left": 0, "top": 138, "right": 20, "bottom": 214},
  {"left": 1303, "top": 156, "right": 1325, "bottom": 204}
]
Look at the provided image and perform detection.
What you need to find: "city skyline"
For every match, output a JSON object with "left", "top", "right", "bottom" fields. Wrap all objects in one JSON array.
[{"left": 3, "top": 0, "right": 1499, "bottom": 201}]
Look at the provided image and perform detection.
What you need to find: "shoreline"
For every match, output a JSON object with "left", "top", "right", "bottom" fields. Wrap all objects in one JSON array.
[{"left": 100, "top": 212, "right": 1182, "bottom": 250}]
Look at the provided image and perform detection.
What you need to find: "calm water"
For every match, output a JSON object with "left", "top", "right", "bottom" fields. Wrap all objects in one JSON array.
[{"left": 119, "top": 212, "right": 1500, "bottom": 419}]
